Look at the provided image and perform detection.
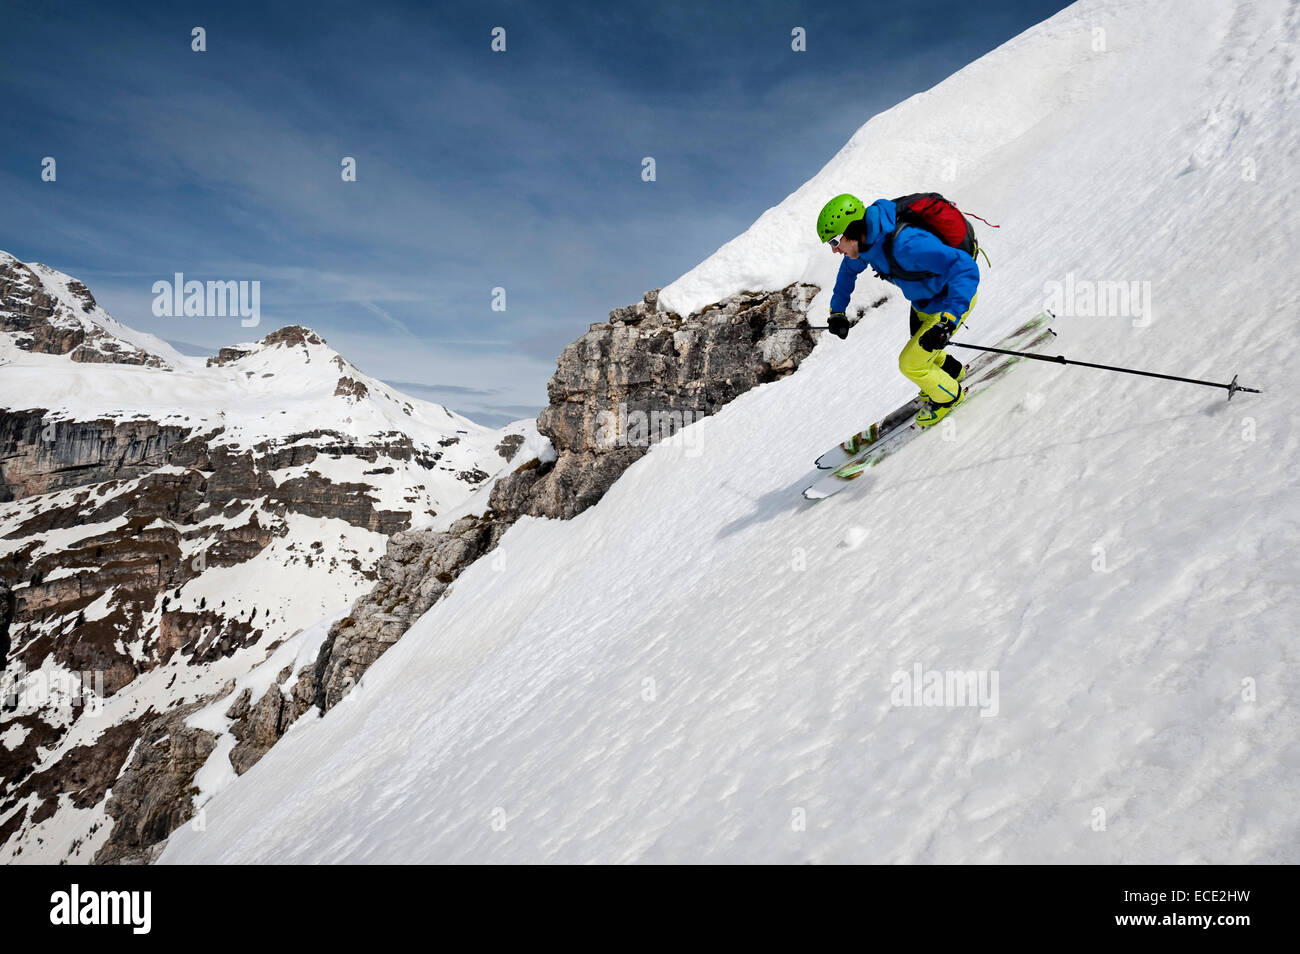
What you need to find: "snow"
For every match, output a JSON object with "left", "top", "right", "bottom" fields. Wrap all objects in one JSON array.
[
  {"left": 78, "top": 587, "right": 119, "bottom": 623},
  {"left": 0, "top": 328, "right": 485, "bottom": 452},
  {"left": 416, "top": 419, "right": 552, "bottom": 533},
  {"left": 13, "top": 514, "right": 131, "bottom": 561},
  {"left": 1, "top": 724, "right": 31, "bottom": 750},
  {"left": 161, "top": 510, "right": 390, "bottom": 625},
  {"left": 0, "top": 792, "right": 115, "bottom": 864},
  {"left": 145, "top": 0, "right": 1294, "bottom": 862}
]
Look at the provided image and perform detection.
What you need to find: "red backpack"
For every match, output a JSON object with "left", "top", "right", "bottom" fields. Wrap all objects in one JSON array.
[{"left": 884, "top": 193, "right": 980, "bottom": 282}]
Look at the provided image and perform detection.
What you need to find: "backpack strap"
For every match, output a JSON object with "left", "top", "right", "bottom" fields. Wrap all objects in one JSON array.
[{"left": 882, "top": 225, "right": 939, "bottom": 283}]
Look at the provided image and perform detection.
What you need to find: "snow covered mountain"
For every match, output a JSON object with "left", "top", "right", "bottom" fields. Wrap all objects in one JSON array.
[
  {"left": 0, "top": 253, "right": 186, "bottom": 369},
  {"left": 155, "top": 0, "right": 1298, "bottom": 865},
  {"left": 0, "top": 253, "right": 535, "bottom": 861}
]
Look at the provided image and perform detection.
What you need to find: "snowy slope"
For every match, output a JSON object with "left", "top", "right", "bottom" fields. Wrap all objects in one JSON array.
[{"left": 161, "top": 0, "right": 1299, "bottom": 864}]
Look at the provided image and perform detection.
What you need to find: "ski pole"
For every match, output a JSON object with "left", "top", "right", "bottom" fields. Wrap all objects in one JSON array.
[{"left": 950, "top": 337, "right": 1261, "bottom": 399}]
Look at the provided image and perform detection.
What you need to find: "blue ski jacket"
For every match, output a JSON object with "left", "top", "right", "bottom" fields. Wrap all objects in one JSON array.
[{"left": 829, "top": 198, "right": 980, "bottom": 318}]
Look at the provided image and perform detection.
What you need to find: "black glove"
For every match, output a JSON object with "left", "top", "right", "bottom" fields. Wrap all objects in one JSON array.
[
  {"left": 917, "top": 315, "right": 959, "bottom": 352},
  {"left": 827, "top": 312, "right": 851, "bottom": 339}
]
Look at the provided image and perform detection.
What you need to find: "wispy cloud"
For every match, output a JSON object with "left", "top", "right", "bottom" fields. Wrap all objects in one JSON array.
[
  {"left": 359, "top": 301, "right": 417, "bottom": 339},
  {"left": 382, "top": 380, "right": 505, "bottom": 398}
]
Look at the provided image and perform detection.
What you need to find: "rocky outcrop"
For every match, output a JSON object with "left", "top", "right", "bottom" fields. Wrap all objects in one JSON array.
[
  {"left": 225, "top": 671, "right": 313, "bottom": 775},
  {"left": 494, "top": 433, "right": 526, "bottom": 460},
  {"left": 206, "top": 325, "right": 326, "bottom": 367},
  {"left": 308, "top": 515, "right": 506, "bottom": 711},
  {"left": 492, "top": 282, "right": 817, "bottom": 519},
  {"left": 0, "top": 582, "right": 13, "bottom": 664},
  {"left": 333, "top": 376, "right": 369, "bottom": 402},
  {"left": 261, "top": 325, "right": 324, "bottom": 350},
  {"left": 208, "top": 345, "right": 256, "bottom": 367}
]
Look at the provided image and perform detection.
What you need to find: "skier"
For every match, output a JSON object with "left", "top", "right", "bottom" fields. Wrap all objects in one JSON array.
[{"left": 816, "top": 193, "right": 981, "bottom": 427}]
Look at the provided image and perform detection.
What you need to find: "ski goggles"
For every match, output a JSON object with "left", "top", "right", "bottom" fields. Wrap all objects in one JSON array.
[{"left": 828, "top": 234, "right": 843, "bottom": 248}]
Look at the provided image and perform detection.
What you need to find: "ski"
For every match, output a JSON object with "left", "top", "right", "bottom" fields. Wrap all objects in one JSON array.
[
  {"left": 813, "top": 311, "right": 1055, "bottom": 471},
  {"left": 802, "top": 320, "right": 1057, "bottom": 501}
]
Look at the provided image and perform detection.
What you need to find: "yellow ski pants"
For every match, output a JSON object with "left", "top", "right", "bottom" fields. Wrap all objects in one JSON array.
[{"left": 899, "top": 293, "right": 979, "bottom": 403}]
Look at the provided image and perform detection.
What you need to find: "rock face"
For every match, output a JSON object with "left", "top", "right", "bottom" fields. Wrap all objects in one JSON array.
[
  {"left": 91, "top": 281, "right": 823, "bottom": 863},
  {"left": 0, "top": 583, "right": 12, "bottom": 660},
  {"left": 94, "top": 699, "right": 222, "bottom": 865},
  {"left": 0, "top": 712, "right": 148, "bottom": 861},
  {"left": 0, "top": 410, "right": 193, "bottom": 502},
  {"left": 494, "top": 283, "right": 818, "bottom": 519},
  {"left": 0, "top": 416, "right": 426, "bottom": 700},
  {"left": 308, "top": 516, "right": 506, "bottom": 712}
]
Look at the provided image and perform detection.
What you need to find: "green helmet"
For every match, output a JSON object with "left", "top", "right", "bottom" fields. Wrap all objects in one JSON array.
[{"left": 816, "top": 193, "right": 865, "bottom": 243}]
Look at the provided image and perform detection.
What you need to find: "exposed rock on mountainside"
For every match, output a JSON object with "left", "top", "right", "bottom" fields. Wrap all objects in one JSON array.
[
  {"left": 0, "top": 410, "right": 193, "bottom": 502},
  {"left": 96, "top": 697, "right": 224, "bottom": 865},
  {"left": 495, "top": 283, "right": 818, "bottom": 519}
]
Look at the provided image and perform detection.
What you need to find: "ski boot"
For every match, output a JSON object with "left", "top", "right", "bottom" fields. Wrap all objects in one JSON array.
[{"left": 916, "top": 384, "right": 966, "bottom": 428}]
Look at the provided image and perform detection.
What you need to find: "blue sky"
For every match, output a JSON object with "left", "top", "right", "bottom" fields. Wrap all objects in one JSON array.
[{"left": 1, "top": 0, "right": 1071, "bottom": 426}]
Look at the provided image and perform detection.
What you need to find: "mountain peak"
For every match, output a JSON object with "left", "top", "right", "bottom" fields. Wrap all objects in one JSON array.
[
  {"left": 206, "top": 324, "right": 328, "bottom": 367},
  {"left": 0, "top": 250, "right": 184, "bottom": 369},
  {"left": 262, "top": 324, "right": 326, "bottom": 348}
]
